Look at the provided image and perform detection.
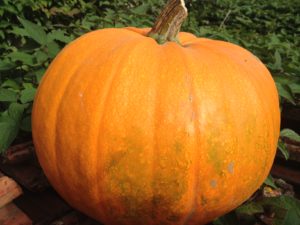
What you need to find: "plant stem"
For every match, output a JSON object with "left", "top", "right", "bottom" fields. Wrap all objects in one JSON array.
[{"left": 148, "top": 0, "right": 188, "bottom": 44}]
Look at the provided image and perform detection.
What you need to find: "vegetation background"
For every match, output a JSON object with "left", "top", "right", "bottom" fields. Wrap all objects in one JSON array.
[{"left": 0, "top": 0, "right": 300, "bottom": 224}]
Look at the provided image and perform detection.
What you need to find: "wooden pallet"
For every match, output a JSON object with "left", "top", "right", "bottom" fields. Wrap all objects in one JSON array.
[{"left": 0, "top": 172, "right": 32, "bottom": 225}]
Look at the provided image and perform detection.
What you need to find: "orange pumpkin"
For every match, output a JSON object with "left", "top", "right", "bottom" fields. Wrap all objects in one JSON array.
[{"left": 32, "top": 1, "right": 280, "bottom": 224}]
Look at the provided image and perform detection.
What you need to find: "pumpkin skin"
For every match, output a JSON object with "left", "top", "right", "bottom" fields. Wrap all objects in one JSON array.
[{"left": 32, "top": 27, "right": 280, "bottom": 225}]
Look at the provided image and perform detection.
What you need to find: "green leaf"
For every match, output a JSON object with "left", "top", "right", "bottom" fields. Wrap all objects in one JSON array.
[
  {"left": 274, "top": 76, "right": 300, "bottom": 97},
  {"left": 1, "top": 79, "right": 21, "bottom": 90},
  {"left": 35, "top": 50, "right": 48, "bottom": 63},
  {"left": 289, "top": 83, "right": 300, "bottom": 94},
  {"left": 22, "top": 83, "right": 34, "bottom": 89},
  {"left": 7, "top": 51, "right": 35, "bottom": 66},
  {"left": 46, "top": 41, "right": 61, "bottom": 58},
  {"left": 273, "top": 75, "right": 299, "bottom": 86},
  {"left": 8, "top": 103, "right": 25, "bottom": 122},
  {"left": 0, "top": 88, "right": 18, "bottom": 102},
  {"left": 213, "top": 211, "right": 239, "bottom": 225},
  {"left": 236, "top": 202, "right": 264, "bottom": 216},
  {"left": 18, "top": 17, "right": 47, "bottom": 45},
  {"left": 0, "top": 102, "right": 28, "bottom": 152},
  {"left": 276, "top": 83, "right": 296, "bottom": 105},
  {"left": 20, "top": 116, "right": 31, "bottom": 131},
  {"left": 35, "top": 68, "right": 46, "bottom": 83},
  {"left": 281, "top": 129, "right": 300, "bottom": 142},
  {"left": 260, "top": 196, "right": 300, "bottom": 225},
  {"left": 282, "top": 208, "right": 300, "bottom": 225},
  {"left": 278, "top": 139, "right": 289, "bottom": 160},
  {"left": 264, "top": 175, "right": 278, "bottom": 189},
  {"left": 274, "top": 50, "right": 282, "bottom": 70},
  {"left": 20, "top": 87, "right": 36, "bottom": 103},
  {"left": 1, "top": 3, "right": 18, "bottom": 14},
  {"left": 0, "top": 21, "right": 10, "bottom": 29},
  {"left": 0, "top": 117, "right": 19, "bottom": 153},
  {"left": 268, "top": 34, "right": 281, "bottom": 47},
  {"left": 0, "top": 59, "right": 15, "bottom": 71},
  {"left": 130, "top": 4, "right": 149, "bottom": 15},
  {"left": 9, "top": 27, "right": 29, "bottom": 37},
  {"left": 47, "top": 30, "right": 73, "bottom": 43}
]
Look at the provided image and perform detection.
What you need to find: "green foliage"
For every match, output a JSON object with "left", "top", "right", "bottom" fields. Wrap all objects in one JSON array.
[
  {"left": 281, "top": 129, "right": 300, "bottom": 142},
  {"left": 260, "top": 196, "right": 300, "bottom": 225},
  {"left": 0, "top": 102, "right": 27, "bottom": 151},
  {"left": 213, "top": 212, "right": 240, "bottom": 225},
  {"left": 264, "top": 175, "right": 278, "bottom": 189},
  {"left": 214, "top": 195, "right": 300, "bottom": 225}
]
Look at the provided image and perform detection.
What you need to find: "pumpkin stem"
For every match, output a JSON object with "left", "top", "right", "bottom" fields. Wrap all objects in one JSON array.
[{"left": 148, "top": 0, "right": 188, "bottom": 44}]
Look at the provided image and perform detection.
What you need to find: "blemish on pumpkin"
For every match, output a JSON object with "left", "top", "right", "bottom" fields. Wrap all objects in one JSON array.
[
  {"left": 210, "top": 179, "right": 217, "bottom": 188},
  {"left": 151, "top": 195, "right": 183, "bottom": 223},
  {"left": 107, "top": 151, "right": 127, "bottom": 170},
  {"left": 228, "top": 162, "right": 234, "bottom": 174},
  {"left": 174, "top": 141, "right": 183, "bottom": 153},
  {"left": 167, "top": 213, "right": 181, "bottom": 222},
  {"left": 207, "top": 144, "right": 223, "bottom": 174},
  {"left": 201, "top": 195, "right": 207, "bottom": 206}
]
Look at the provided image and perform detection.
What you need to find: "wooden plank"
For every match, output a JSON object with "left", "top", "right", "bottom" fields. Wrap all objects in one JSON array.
[
  {"left": 50, "top": 211, "right": 102, "bottom": 225},
  {"left": 0, "top": 202, "right": 32, "bottom": 225},
  {"left": 281, "top": 107, "right": 300, "bottom": 133},
  {"left": 0, "top": 175, "right": 22, "bottom": 208},
  {"left": 0, "top": 142, "right": 49, "bottom": 193},
  {"left": 2, "top": 142, "right": 34, "bottom": 165},
  {"left": 50, "top": 211, "right": 79, "bottom": 225},
  {"left": 0, "top": 161, "right": 50, "bottom": 192},
  {"left": 271, "top": 164, "right": 300, "bottom": 186},
  {"left": 285, "top": 142, "right": 300, "bottom": 162},
  {"left": 14, "top": 189, "right": 71, "bottom": 224}
]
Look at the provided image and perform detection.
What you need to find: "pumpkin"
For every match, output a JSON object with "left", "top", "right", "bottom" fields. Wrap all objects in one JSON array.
[{"left": 32, "top": 0, "right": 280, "bottom": 224}]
